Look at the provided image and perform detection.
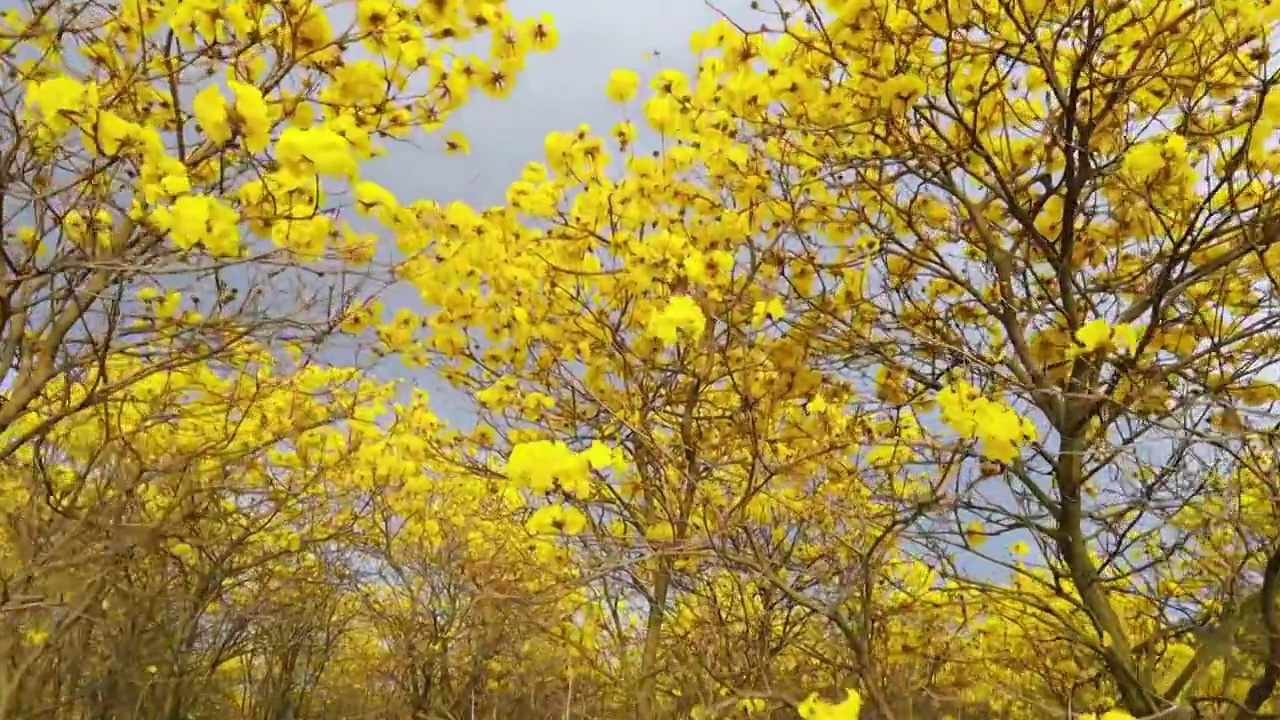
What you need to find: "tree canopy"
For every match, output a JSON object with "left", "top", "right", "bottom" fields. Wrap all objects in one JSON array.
[{"left": 2, "top": 0, "right": 1280, "bottom": 718}]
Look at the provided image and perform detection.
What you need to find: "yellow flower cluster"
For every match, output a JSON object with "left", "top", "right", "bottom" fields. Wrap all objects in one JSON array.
[
  {"left": 799, "top": 689, "right": 862, "bottom": 720},
  {"left": 1074, "top": 319, "right": 1140, "bottom": 357},
  {"left": 503, "top": 440, "right": 624, "bottom": 497},
  {"left": 936, "top": 382, "right": 1037, "bottom": 463},
  {"left": 526, "top": 504, "right": 587, "bottom": 536},
  {"left": 1080, "top": 710, "right": 1137, "bottom": 720},
  {"left": 1121, "top": 133, "right": 1193, "bottom": 186},
  {"left": 649, "top": 296, "right": 707, "bottom": 346}
]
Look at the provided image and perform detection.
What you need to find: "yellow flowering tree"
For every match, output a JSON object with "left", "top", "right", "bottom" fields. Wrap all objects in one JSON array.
[
  {"left": 394, "top": 0, "right": 1280, "bottom": 715},
  {"left": 0, "top": 0, "right": 559, "bottom": 716},
  {"left": 630, "top": 0, "right": 1280, "bottom": 717},
  {"left": 3, "top": 0, "right": 548, "bottom": 451},
  {"left": 5, "top": 0, "right": 1280, "bottom": 717}
]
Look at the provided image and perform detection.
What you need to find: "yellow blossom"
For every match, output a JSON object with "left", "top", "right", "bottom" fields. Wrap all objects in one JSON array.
[{"left": 605, "top": 68, "right": 641, "bottom": 103}]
